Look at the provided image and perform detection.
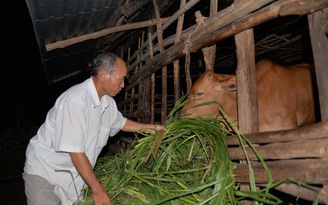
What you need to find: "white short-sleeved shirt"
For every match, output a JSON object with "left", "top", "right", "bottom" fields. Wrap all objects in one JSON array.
[{"left": 24, "top": 77, "right": 127, "bottom": 204}]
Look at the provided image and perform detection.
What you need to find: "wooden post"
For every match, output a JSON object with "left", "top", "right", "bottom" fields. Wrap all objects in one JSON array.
[
  {"left": 234, "top": 30, "right": 258, "bottom": 134},
  {"left": 308, "top": 7, "right": 328, "bottom": 121},
  {"left": 308, "top": 7, "right": 328, "bottom": 204},
  {"left": 234, "top": 1, "right": 258, "bottom": 203}
]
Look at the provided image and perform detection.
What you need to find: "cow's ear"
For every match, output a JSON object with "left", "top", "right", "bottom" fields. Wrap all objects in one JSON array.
[{"left": 221, "top": 76, "right": 237, "bottom": 91}]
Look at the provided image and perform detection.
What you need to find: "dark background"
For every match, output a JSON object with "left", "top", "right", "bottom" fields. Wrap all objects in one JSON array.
[
  {"left": 0, "top": 2, "right": 49, "bottom": 204},
  {"left": 1, "top": 0, "right": 90, "bottom": 183},
  {"left": 0, "top": 2, "right": 88, "bottom": 204},
  {"left": 1, "top": 1, "right": 88, "bottom": 134},
  {"left": 2, "top": 1, "right": 49, "bottom": 132}
]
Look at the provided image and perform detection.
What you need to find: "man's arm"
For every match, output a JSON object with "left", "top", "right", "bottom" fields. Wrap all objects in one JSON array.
[
  {"left": 70, "top": 152, "right": 110, "bottom": 205},
  {"left": 121, "top": 119, "right": 166, "bottom": 133}
]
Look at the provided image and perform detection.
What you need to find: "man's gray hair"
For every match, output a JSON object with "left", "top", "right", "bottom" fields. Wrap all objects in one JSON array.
[{"left": 90, "top": 52, "right": 119, "bottom": 76}]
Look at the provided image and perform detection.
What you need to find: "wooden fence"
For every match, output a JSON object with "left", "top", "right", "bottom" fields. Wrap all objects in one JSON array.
[{"left": 113, "top": 0, "right": 328, "bottom": 203}]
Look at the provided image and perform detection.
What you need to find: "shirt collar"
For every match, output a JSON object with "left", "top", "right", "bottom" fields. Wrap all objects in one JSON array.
[{"left": 87, "top": 77, "right": 110, "bottom": 109}]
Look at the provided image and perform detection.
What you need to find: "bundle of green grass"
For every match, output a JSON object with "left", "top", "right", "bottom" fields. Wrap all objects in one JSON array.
[{"left": 78, "top": 97, "right": 319, "bottom": 205}]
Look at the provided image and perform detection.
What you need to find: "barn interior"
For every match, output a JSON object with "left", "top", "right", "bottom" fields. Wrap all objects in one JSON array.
[{"left": 1, "top": 0, "right": 327, "bottom": 204}]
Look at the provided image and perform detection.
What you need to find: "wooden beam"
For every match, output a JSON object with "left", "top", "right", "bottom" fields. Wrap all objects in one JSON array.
[
  {"left": 45, "top": 18, "right": 169, "bottom": 52},
  {"left": 234, "top": 158, "right": 328, "bottom": 184},
  {"left": 226, "top": 120, "right": 328, "bottom": 145},
  {"left": 229, "top": 138, "right": 328, "bottom": 161}
]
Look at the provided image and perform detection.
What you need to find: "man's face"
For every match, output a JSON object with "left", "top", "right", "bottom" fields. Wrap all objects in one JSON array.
[{"left": 106, "top": 59, "right": 127, "bottom": 96}]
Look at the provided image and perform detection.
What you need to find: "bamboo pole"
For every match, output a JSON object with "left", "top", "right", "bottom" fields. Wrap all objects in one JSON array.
[
  {"left": 172, "top": 0, "right": 186, "bottom": 103},
  {"left": 137, "top": 32, "right": 145, "bottom": 123},
  {"left": 148, "top": 33, "right": 156, "bottom": 123},
  {"left": 152, "top": 0, "right": 167, "bottom": 124},
  {"left": 123, "top": 48, "right": 131, "bottom": 115},
  {"left": 45, "top": 18, "right": 169, "bottom": 51}
]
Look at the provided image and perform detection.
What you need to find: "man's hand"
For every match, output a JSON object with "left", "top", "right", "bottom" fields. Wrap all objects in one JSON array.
[
  {"left": 92, "top": 187, "right": 111, "bottom": 205},
  {"left": 70, "top": 153, "right": 111, "bottom": 205}
]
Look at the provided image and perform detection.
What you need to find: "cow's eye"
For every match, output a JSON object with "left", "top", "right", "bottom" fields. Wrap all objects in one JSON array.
[{"left": 197, "top": 92, "right": 203, "bottom": 96}]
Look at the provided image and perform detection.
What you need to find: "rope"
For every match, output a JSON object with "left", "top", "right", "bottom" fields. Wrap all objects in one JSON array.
[{"left": 183, "top": 11, "right": 207, "bottom": 92}]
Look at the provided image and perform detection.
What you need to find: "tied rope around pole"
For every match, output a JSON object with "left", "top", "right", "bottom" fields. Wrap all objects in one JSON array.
[{"left": 183, "top": 11, "right": 207, "bottom": 92}]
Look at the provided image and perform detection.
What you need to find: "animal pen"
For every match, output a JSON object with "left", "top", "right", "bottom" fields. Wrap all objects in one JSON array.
[{"left": 108, "top": 0, "right": 328, "bottom": 204}]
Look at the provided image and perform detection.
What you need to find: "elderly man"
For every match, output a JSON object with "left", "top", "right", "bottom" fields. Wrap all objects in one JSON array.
[{"left": 23, "top": 52, "right": 165, "bottom": 205}]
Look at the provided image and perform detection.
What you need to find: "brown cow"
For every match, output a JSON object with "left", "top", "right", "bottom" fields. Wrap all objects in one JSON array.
[{"left": 181, "top": 59, "right": 317, "bottom": 132}]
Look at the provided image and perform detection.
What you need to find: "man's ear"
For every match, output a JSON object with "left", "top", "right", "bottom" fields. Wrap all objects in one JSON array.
[{"left": 100, "top": 69, "right": 107, "bottom": 79}]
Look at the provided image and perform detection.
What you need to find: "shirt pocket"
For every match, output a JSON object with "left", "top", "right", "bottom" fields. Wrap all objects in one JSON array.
[{"left": 97, "top": 126, "right": 111, "bottom": 148}]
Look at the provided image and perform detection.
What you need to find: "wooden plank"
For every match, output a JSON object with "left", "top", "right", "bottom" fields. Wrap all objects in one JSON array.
[
  {"left": 226, "top": 120, "right": 328, "bottom": 145},
  {"left": 228, "top": 138, "right": 328, "bottom": 160},
  {"left": 234, "top": 158, "right": 328, "bottom": 184}
]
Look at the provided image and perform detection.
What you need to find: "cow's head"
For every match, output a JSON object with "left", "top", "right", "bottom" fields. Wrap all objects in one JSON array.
[{"left": 181, "top": 70, "right": 238, "bottom": 122}]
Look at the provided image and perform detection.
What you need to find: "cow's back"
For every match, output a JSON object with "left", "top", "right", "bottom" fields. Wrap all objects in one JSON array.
[{"left": 255, "top": 59, "right": 316, "bottom": 131}]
